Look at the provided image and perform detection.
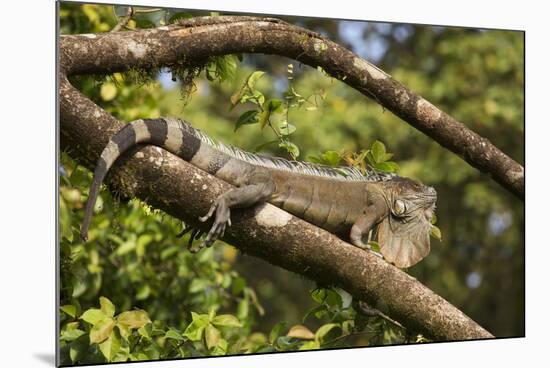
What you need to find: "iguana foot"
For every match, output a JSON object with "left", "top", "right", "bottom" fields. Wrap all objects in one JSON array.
[
  {"left": 369, "top": 249, "right": 384, "bottom": 259},
  {"left": 353, "top": 240, "right": 384, "bottom": 259},
  {"left": 176, "top": 223, "right": 193, "bottom": 238},
  {"left": 187, "top": 228, "right": 206, "bottom": 253},
  {"left": 197, "top": 198, "right": 232, "bottom": 250}
]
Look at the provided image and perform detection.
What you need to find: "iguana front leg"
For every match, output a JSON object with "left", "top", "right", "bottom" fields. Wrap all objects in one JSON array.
[
  {"left": 196, "top": 169, "right": 275, "bottom": 251},
  {"left": 350, "top": 202, "right": 388, "bottom": 255}
]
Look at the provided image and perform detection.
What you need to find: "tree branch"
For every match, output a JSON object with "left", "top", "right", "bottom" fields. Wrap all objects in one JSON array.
[
  {"left": 59, "top": 74, "right": 493, "bottom": 341},
  {"left": 60, "top": 16, "right": 524, "bottom": 199}
]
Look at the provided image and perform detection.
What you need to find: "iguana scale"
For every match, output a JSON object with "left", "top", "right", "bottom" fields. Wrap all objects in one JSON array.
[{"left": 81, "top": 117, "right": 437, "bottom": 268}]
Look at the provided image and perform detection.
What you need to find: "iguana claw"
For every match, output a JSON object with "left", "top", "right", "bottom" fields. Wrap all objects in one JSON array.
[{"left": 196, "top": 198, "right": 232, "bottom": 250}]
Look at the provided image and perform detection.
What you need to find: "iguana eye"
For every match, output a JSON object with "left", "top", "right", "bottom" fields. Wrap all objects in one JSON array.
[{"left": 394, "top": 199, "right": 406, "bottom": 215}]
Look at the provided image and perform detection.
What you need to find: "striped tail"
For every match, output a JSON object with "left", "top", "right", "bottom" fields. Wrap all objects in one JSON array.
[{"left": 80, "top": 117, "right": 203, "bottom": 241}]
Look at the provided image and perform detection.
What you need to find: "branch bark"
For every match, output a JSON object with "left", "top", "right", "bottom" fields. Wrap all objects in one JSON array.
[
  {"left": 60, "top": 16, "right": 524, "bottom": 199},
  {"left": 59, "top": 74, "right": 493, "bottom": 341}
]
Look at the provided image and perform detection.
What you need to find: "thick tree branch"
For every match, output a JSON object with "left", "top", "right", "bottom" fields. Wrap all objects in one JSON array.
[
  {"left": 59, "top": 74, "right": 493, "bottom": 341},
  {"left": 60, "top": 16, "right": 524, "bottom": 199}
]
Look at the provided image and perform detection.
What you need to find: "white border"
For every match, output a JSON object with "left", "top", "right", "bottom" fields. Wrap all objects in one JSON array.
[{"left": 1, "top": 0, "right": 546, "bottom": 367}]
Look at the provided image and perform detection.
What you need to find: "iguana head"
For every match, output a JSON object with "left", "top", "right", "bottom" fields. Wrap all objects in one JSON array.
[{"left": 377, "top": 177, "right": 437, "bottom": 268}]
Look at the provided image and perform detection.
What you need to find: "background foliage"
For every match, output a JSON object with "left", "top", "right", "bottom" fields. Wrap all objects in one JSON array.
[{"left": 59, "top": 3, "right": 524, "bottom": 364}]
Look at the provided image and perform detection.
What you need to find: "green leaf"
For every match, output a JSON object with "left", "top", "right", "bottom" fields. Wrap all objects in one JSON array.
[
  {"left": 235, "top": 110, "right": 259, "bottom": 131},
  {"left": 135, "top": 284, "right": 151, "bottom": 300},
  {"left": 371, "top": 140, "right": 387, "bottom": 163},
  {"left": 259, "top": 99, "right": 284, "bottom": 129},
  {"left": 80, "top": 308, "right": 106, "bottom": 326},
  {"left": 306, "top": 154, "right": 322, "bottom": 164},
  {"left": 212, "top": 314, "right": 242, "bottom": 328},
  {"left": 321, "top": 151, "right": 341, "bottom": 167},
  {"left": 231, "top": 276, "right": 246, "bottom": 295},
  {"left": 59, "top": 198, "right": 73, "bottom": 242},
  {"left": 117, "top": 323, "right": 131, "bottom": 341},
  {"left": 61, "top": 305, "right": 77, "bottom": 318},
  {"left": 68, "top": 334, "right": 88, "bottom": 363},
  {"left": 324, "top": 289, "right": 343, "bottom": 308},
  {"left": 265, "top": 98, "right": 283, "bottom": 113},
  {"left": 211, "top": 55, "right": 238, "bottom": 82},
  {"left": 117, "top": 310, "right": 151, "bottom": 329},
  {"left": 342, "top": 320, "right": 355, "bottom": 334},
  {"left": 314, "top": 323, "right": 340, "bottom": 343},
  {"left": 310, "top": 288, "right": 327, "bottom": 304},
  {"left": 246, "top": 287, "right": 265, "bottom": 316},
  {"left": 189, "top": 278, "right": 209, "bottom": 293},
  {"left": 100, "top": 82, "right": 117, "bottom": 101},
  {"left": 368, "top": 240, "right": 381, "bottom": 252},
  {"left": 287, "top": 324, "right": 315, "bottom": 340},
  {"left": 278, "top": 141, "right": 300, "bottom": 159},
  {"left": 247, "top": 71, "right": 265, "bottom": 90},
  {"left": 253, "top": 140, "right": 279, "bottom": 152},
  {"left": 98, "top": 329, "right": 121, "bottom": 362},
  {"left": 256, "top": 345, "right": 277, "bottom": 353},
  {"left": 65, "top": 321, "right": 81, "bottom": 330},
  {"left": 276, "top": 335, "right": 302, "bottom": 350},
  {"left": 382, "top": 152, "right": 394, "bottom": 161},
  {"left": 278, "top": 121, "right": 296, "bottom": 136},
  {"left": 210, "top": 338, "right": 228, "bottom": 356},
  {"left": 136, "top": 234, "right": 153, "bottom": 257},
  {"left": 115, "top": 239, "right": 136, "bottom": 256},
  {"left": 269, "top": 321, "right": 287, "bottom": 345},
  {"left": 237, "top": 299, "right": 249, "bottom": 320},
  {"left": 241, "top": 90, "right": 265, "bottom": 106},
  {"left": 60, "top": 327, "right": 86, "bottom": 342},
  {"left": 373, "top": 161, "right": 399, "bottom": 173},
  {"left": 165, "top": 328, "right": 185, "bottom": 341},
  {"left": 302, "top": 305, "right": 325, "bottom": 323},
  {"left": 208, "top": 308, "right": 217, "bottom": 320},
  {"left": 167, "top": 11, "right": 193, "bottom": 22},
  {"left": 160, "top": 246, "right": 179, "bottom": 260},
  {"left": 258, "top": 108, "right": 271, "bottom": 129},
  {"left": 299, "top": 340, "right": 320, "bottom": 350},
  {"left": 90, "top": 317, "right": 116, "bottom": 344},
  {"left": 183, "top": 312, "right": 209, "bottom": 341},
  {"left": 71, "top": 276, "right": 87, "bottom": 298},
  {"left": 205, "top": 324, "right": 221, "bottom": 349},
  {"left": 99, "top": 297, "right": 115, "bottom": 317},
  {"left": 138, "top": 324, "right": 152, "bottom": 340},
  {"left": 431, "top": 225, "right": 442, "bottom": 241},
  {"left": 230, "top": 83, "right": 246, "bottom": 107}
]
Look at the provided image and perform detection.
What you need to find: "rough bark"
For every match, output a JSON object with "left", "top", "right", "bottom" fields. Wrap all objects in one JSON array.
[
  {"left": 59, "top": 74, "right": 493, "bottom": 341},
  {"left": 60, "top": 16, "right": 524, "bottom": 199}
]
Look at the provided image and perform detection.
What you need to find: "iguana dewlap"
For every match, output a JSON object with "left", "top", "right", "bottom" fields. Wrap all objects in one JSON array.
[{"left": 81, "top": 118, "right": 437, "bottom": 268}]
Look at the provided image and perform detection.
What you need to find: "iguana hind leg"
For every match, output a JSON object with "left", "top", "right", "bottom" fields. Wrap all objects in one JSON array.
[{"left": 197, "top": 169, "right": 275, "bottom": 250}]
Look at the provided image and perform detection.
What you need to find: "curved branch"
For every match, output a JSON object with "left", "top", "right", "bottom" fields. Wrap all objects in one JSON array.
[
  {"left": 60, "top": 16, "right": 524, "bottom": 199},
  {"left": 110, "top": 6, "right": 133, "bottom": 33},
  {"left": 59, "top": 74, "right": 493, "bottom": 341}
]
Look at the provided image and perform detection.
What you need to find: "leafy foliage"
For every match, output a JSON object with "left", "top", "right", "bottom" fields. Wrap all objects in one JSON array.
[{"left": 60, "top": 2, "right": 523, "bottom": 364}]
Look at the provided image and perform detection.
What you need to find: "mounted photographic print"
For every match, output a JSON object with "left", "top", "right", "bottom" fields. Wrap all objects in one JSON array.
[{"left": 57, "top": 1, "right": 524, "bottom": 365}]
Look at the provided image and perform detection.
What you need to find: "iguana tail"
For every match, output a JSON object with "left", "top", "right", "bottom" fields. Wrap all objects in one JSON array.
[{"left": 80, "top": 117, "right": 203, "bottom": 241}]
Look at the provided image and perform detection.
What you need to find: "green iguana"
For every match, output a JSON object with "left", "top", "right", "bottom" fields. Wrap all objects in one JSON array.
[{"left": 80, "top": 117, "right": 437, "bottom": 268}]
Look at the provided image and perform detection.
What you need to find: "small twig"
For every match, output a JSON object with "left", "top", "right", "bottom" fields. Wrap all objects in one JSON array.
[
  {"left": 356, "top": 300, "right": 405, "bottom": 330},
  {"left": 111, "top": 7, "right": 134, "bottom": 32},
  {"left": 320, "top": 330, "right": 371, "bottom": 347}
]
